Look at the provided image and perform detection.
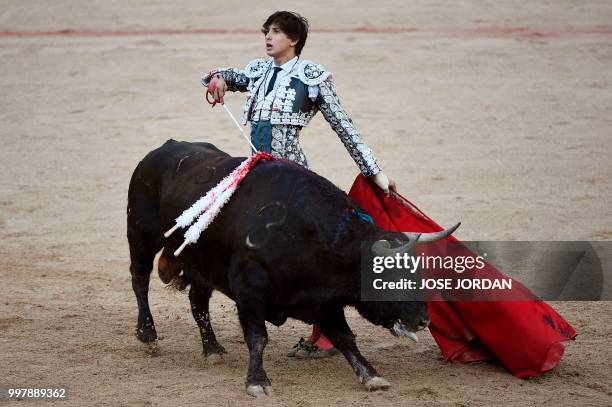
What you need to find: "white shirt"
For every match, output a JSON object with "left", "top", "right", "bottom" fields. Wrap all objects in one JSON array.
[{"left": 263, "top": 56, "right": 299, "bottom": 94}]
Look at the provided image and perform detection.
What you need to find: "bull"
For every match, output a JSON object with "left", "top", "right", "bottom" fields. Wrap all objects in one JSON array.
[{"left": 127, "top": 139, "right": 459, "bottom": 396}]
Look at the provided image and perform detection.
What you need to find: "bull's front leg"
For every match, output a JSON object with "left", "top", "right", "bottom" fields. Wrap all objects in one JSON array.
[
  {"left": 188, "top": 284, "right": 226, "bottom": 358},
  {"left": 317, "top": 307, "right": 391, "bottom": 391}
]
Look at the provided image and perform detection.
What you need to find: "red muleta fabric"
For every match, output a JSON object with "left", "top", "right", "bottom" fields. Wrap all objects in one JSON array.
[{"left": 348, "top": 174, "right": 576, "bottom": 378}]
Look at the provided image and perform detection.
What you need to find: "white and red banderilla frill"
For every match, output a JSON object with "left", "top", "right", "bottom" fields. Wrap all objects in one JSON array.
[{"left": 164, "top": 152, "right": 274, "bottom": 256}]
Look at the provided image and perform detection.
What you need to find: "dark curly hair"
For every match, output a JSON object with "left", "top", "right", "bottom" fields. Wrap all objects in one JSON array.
[{"left": 261, "top": 11, "right": 309, "bottom": 56}]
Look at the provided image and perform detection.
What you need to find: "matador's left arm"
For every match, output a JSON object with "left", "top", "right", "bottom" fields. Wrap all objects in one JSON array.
[{"left": 315, "top": 79, "right": 381, "bottom": 177}]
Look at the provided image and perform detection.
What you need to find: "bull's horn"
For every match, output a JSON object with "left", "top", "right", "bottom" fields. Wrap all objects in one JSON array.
[
  {"left": 403, "top": 222, "right": 461, "bottom": 243},
  {"left": 371, "top": 234, "right": 421, "bottom": 257}
]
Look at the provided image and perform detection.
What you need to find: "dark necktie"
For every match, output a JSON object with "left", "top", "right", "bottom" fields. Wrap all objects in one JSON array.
[{"left": 265, "top": 67, "right": 282, "bottom": 96}]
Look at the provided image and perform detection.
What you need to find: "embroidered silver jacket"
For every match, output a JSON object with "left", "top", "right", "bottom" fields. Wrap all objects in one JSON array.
[{"left": 202, "top": 58, "right": 381, "bottom": 177}]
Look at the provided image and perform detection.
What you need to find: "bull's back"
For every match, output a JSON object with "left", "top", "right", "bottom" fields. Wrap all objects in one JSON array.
[
  {"left": 127, "top": 139, "right": 234, "bottom": 240},
  {"left": 132, "top": 139, "right": 229, "bottom": 185}
]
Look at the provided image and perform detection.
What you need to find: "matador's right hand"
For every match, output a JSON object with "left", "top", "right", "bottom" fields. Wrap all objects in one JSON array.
[{"left": 206, "top": 74, "right": 227, "bottom": 105}]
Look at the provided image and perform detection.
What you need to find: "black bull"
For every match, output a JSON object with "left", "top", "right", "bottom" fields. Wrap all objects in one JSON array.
[{"left": 127, "top": 139, "right": 458, "bottom": 396}]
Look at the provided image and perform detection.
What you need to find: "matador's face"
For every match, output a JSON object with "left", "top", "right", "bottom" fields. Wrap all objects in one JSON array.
[{"left": 263, "top": 24, "right": 297, "bottom": 61}]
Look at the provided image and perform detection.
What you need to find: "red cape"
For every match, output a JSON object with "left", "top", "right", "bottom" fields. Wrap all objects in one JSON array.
[{"left": 348, "top": 174, "right": 576, "bottom": 378}]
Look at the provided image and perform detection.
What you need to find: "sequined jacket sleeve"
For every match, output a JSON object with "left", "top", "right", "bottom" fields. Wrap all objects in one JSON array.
[
  {"left": 316, "top": 79, "right": 381, "bottom": 177},
  {"left": 201, "top": 68, "right": 250, "bottom": 92}
]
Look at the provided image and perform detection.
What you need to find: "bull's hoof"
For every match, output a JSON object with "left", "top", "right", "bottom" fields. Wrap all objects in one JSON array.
[
  {"left": 141, "top": 339, "right": 160, "bottom": 356},
  {"left": 246, "top": 384, "right": 273, "bottom": 397},
  {"left": 364, "top": 377, "right": 391, "bottom": 391},
  {"left": 136, "top": 326, "right": 157, "bottom": 343}
]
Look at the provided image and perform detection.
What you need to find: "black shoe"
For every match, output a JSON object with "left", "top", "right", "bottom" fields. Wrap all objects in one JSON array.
[
  {"left": 287, "top": 337, "right": 314, "bottom": 357},
  {"left": 294, "top": 344, "right": 339, "bottom": 359}
]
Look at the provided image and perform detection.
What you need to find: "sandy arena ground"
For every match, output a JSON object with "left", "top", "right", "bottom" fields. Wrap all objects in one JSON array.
[{"left": 1, "top": 1, "right": 611, "bottom": 405}]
